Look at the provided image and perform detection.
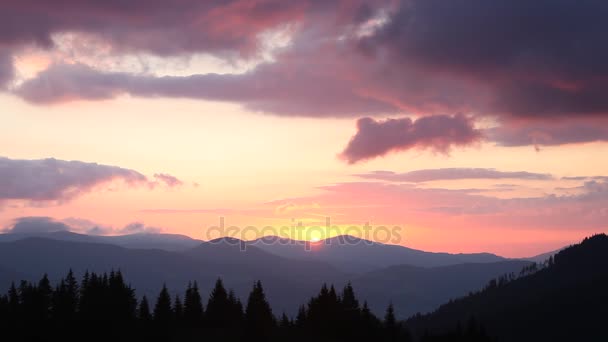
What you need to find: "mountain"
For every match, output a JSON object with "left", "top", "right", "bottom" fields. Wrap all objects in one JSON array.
[
  {"left": 0, "top": 231, "right": 509, "bottom": 273},
  {"left": 0, "top": 237, "right": 345, "bottom": 315},
  {"left": 0, "top": 231, "right": 202, "bottom": 251},
  {"left": 0, "top": 236, "right": 528, "bottom": 318},
  {"left": 250, "top": 235, "right": 506, "bottom": 273},
  {"left": 406, "top": 234, "right": 608, "bottom": 341},
  {"left": 351, "top": 260, "right": 532, "bottom": 318}
]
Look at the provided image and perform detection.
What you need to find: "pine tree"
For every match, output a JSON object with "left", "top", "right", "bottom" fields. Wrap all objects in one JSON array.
[
  {"left": 184, "top": 281, "right": 203, "bottom": 325},
  {"left": 153, "top": 285, "right": 173, "bottom": 323},
  {"left": 280, "top": 312, "right": 291, "bottom": 328},
  {"left": 206, "top": 278, "right": 230, "bottom": 328},
  {"left": 245, "top": 281, "right": 276, "bottom": 339},
  {"left": 173, "top": 294, "right": 184, "bottom": 321},
  {"left": 139, "top": 295, "right": 152, "bottom": 321},
  {"left": 8, "top": 282, "right": 19, "bottom": 319},
  {"left": 384, "top": 303, "right": 400, "bottom": 341}
]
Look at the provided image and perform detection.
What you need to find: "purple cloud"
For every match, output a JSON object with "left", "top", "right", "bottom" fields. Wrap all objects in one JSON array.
[
  {"left": 3, "top": 0, "right": 608, "bottom": 158},
  {"left": 486, "top": 120, "right": 608, "bottom": 148},
  {"left": 340, "top": 114, "right": 482, "bottom": 163},
  {"left": 362, "top": 0, "right": 608, "bottom": 119},
  {"left": 0, "top": 0, "right": 328, "bottom": 56},
  {"left": 3, "top": 216, "right": 70, "bottom": 234},
  {"left": 357, "top": 168, "right": 553, "bottom": 182},
  {"left": 3, "top": 216, "right": 162, "bottom": 236},
  {"left": 0, "top": 157, "right": 182, "bottom": 202}
]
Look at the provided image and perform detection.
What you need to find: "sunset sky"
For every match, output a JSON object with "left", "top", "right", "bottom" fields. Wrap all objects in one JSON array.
[{"left": 1, "top": 0, "right": 607, "bottom": 257}]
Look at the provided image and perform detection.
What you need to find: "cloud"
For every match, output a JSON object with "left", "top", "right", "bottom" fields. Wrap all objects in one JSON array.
[
  {"left": 4, "top": 0, "right": 608, "bottom": 157},
  {"left": 12, "top": 0, "right": 608, "bottom": 120},
  {"left": 0, "top": 0, "right": 318, "bottom": 57},
  {"left": 3, "top": 216, "right": 163, "bottom": 236},
  {"left": 269, "top": 178, "right": 608, "bottom": 231},
  {"left": 0, "top": 156, "right": 183, "bottom": 203},
  {"left": 153, "top": 173, "right": 183, "bottom": 187},
  {"left": 486, "top": 120, "right": 608, "bottom": 147},
  {"left": 14, "top": 59, "right": 396, "bottom": 117},
  {"left": 61, "top": 217, "right": 113, "bottom": 235},
  {"left": 0, "top": 48, "right": 13, "bottom": 89},
  {"left": 357, "top": 168, "right": 553, "bottom": 182},
  {"left": 363, "top": 0, "right": 608, "bottom": 119},
  {"left": 3, "top": 216, "right": 70, "bottom": 234},
  {"left": 118, "top": 222, "right": 162, "bottom": 235},
  {"left": 340, "top": 114, "right": 481, "bottom": 163}
]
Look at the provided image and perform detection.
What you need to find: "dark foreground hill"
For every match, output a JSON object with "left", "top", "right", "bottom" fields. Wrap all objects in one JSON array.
[{"left": 406, "top": 234, "right": 608, "bottom": 341}]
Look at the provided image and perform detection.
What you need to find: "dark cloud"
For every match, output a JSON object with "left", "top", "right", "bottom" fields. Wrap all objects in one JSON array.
[
  {"left": 0, "top": 156, "right": 162, "bottom": 202},
  {"left": 4, "top": 0, "right": 608, "bottom": 158},
  {"left": 364, "top": 0, "right": 608, "bottom": 119},
  {"left": 153, "top": 173, "right": 183, "bottom": 187},
  {"left": 0, "top": 48, "right": 13, "bottom": 89},
  {"left": 357, "top": 168, "right": 553, "bottom": 183},
  {"left": 486, "top": 120, "right": 608, "bottom": 147},
  {"left": 11, "top": 1, "right": 608, "bottom": 122},
  {"left": 0, "top": 0, "right": 320, "bottom": 56},
  {"left": 340, "top": 114, "right": 481, "bottom": 163},
  {"left": 4, "top": 216, "right": 70, "bottom": 234}
]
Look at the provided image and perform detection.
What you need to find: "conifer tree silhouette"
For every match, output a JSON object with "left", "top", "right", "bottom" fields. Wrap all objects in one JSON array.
[
  {"left": 153, "top": 284, "right": 173, "bottom": 323},
  {"left": 183, "top": 281, "right": 204, "bottom": 325},
  {"left": 245, "top": 280, "right": 276, "bottom": 339}
]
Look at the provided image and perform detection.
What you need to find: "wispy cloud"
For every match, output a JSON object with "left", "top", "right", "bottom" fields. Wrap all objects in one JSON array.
[{"left": 357, "top": 168, "right": 553, "bottom": 183}]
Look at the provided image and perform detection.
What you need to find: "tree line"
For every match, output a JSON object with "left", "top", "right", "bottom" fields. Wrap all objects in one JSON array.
[
  {"left": 0, "top": 269, "right": 496, "bottom": 341},
  {"left": 0, "top": 270, "right": 416, "bottom": 341}
]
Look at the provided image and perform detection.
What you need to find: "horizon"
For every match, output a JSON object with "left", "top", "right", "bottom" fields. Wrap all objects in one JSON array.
[
  {"left": 2, "top": 0, "right": 608, "bottom": 259},
  {"left": 0, "top": 226, "right": 579, "bottom": 260}
]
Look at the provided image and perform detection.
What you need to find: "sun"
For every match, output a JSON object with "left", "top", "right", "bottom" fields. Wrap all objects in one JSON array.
[{"left": 308, "top": 231, "right": 323, "bottom": 243}]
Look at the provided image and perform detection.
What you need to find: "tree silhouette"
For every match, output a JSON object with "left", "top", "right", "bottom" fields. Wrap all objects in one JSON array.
[
  {"left": 183, "top": 281, "right": 204, "bottom": 325},
  {"left": 245, "top": 280, "right": 276, "bottom": 339},
  {"left": 153, "top": 285, "right": 173, "bottom": 323},
  {"left": 138, "top": 295, "right": 152, "bottom": 321}
]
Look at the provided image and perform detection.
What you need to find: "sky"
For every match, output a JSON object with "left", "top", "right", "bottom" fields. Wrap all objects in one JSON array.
[{"left": 1, "top": 0, "right": 607, "bottom": 257}]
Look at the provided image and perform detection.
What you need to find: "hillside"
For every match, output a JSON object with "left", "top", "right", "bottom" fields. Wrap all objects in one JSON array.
[{"left": 406, "top": 234, "right": 608, "bottom": 341}]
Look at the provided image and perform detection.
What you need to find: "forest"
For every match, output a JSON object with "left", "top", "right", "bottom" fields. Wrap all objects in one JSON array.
[{"left": 0, "top": 270, "right": 490, "bottom": 342}]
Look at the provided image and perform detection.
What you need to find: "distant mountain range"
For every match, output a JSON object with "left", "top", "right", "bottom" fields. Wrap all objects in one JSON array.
[
  {"left": 407, "top": 234, "right": 608, "bottom": 341},
  {"left": 0, "top": 230, "right": 513, "bottom": 272},
  {"left": 250, "top": 235, "right": 507, "bottom": 273},
  {"left": 0, "top": 230, "right": 202, "bottom": 251},
  {"left": 0, "top": 231, "right": 536, "bottom": 318}
]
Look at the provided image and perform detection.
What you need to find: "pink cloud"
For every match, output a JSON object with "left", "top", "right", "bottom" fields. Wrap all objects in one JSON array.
[
  {"left": 269, "top": 178, "right": 608, "bottom": 232},
  {"left": 340, "top": 114, "right": 482, "bottom": 163},
  {"left": 153, "top": 173, "right": 184, "bottom": 187},
  {"left": 357, "top": 168, "right": 553, "bottom": 182}
]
